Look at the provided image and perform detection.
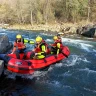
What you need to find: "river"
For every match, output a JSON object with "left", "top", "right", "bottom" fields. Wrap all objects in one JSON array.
[{"left": 0, "top": 28, "right": 96, "bottom": 96}]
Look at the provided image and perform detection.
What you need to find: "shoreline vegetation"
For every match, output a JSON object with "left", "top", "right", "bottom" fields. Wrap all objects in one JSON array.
[{"left": 0, "top": 0, "right": 95, "bottom": 36}]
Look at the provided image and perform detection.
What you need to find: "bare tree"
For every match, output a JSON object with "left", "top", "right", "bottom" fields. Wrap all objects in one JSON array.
[{"left": 87, "top": 0, "right": 90, "bottom": 22}]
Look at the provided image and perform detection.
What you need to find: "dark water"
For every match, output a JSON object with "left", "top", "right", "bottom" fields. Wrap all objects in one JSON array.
[{"left": 0, "top": 28, "right": 96, "bottom": 96}]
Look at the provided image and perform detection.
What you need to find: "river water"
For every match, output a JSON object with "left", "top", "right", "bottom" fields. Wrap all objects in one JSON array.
[{"left": 0, "top": 29, "right": 96, "bottom": 96}]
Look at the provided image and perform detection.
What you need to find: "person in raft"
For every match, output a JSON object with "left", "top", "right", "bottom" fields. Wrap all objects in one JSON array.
[
  {"left": 30, "top": 36, "right": 49, "bottom": 59},
  {"left": 50, "top": 36, "right": 63, "bottom": 55},
  {"left": 11, "top": 34, "right": 26, "bottom": 54},
  {"left": 0, "top": 34, "right": 34, "bottom": 62},
  {"left": 57, "top": 33, "right": 62, "bottom": 42},
  {"left": 11, "top": 34, "right": 34, "bottom": 54}
]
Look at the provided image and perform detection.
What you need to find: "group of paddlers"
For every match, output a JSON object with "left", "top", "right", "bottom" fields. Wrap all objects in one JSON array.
[{"left": 11, "top": 34, "right": 64, "bottom": 59}]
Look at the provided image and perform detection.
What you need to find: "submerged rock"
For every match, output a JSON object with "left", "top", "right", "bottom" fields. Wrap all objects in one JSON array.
[{"left": 0, "top": 35, "right": 12, "bottom": 53}]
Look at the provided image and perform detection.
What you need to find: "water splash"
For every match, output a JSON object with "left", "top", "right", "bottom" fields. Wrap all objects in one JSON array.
[
  {"left": 55, "top": 63, "right": 63, "bottom": 67},
  {"left": 84, "top": 87, "right": 96, "bottom": 93},
  {"left": 80, "top": 43, "right": 93, "bottom": 52},
  {"left": 47, "top": 80, "right": 61, "bottom": 87},
  {"left": 64, "top": 55, "right": 79, "bottom": 66},
  {"left": 81, "top": 58, "right": 90, "bottom": 63},
  {"left": 79, "top": 68, "right": 96, "bottom": 74},
  {"left": 62, "top": 38, "right": 93, "bottom": 52},
  {"left": 46, "top": 39, "right": 52, "bottom": 42}
]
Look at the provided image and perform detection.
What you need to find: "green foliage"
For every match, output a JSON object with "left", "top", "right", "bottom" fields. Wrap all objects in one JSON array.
[{"left": 0, "top": 0, "right": 96, "bottom": 24}]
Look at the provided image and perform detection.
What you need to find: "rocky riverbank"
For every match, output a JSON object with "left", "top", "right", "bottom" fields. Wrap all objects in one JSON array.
[{"left": 4, "top": 22, "right": 96, "bottom": 37}]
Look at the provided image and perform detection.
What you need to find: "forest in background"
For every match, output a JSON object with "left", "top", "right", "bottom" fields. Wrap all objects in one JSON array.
[{"left": 0, "top": 0, "right": 96, "bottom": 25}]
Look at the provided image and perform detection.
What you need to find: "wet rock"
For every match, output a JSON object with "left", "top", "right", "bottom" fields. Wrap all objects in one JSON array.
[
  {"left": 63, "top": 26, "right": 77, "bottom": 35},
  {"left": 81, "top": 27, "right": 96, "bottom": 38},
  {"left": 76, "top": 27, "right": 82, "bottom": 35},
  {"left": 76, "top": 24, "right": 96, "bottom": 38},
  {"left": 81, "top": 24, "right": 95, "bottom": 38},
  {"left": 0, "top": 35, "right": 12, "bottom": 53},
  {"left": 65, "top": 27, "right": 70, "bottom": 32},
  {"left": 0, "top": 60, "right": 4, "bottom": 77}
]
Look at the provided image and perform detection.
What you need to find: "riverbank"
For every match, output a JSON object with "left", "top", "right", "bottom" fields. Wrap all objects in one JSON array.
[{"left": 4, "top": 21, "right": 94, "bottom": 35}]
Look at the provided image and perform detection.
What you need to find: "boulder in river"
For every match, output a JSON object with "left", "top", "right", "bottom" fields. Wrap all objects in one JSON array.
[
  {"left": 76, "top": 24, "right": 96, "bottom": 38},
  {"left": 81, "top": 27, "right": 96, "bottom": 38},
  {"left": 0, "top": 35, "right": 12, "bottom": 53}
]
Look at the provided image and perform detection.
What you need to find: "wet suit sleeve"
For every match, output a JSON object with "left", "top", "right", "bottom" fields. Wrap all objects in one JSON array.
[
  {"left": 57, "top": 43, "right": 60, "bottom": 55},
  {"left": 24, "top": 39, "right": 29, "bottom": 44},
  {"left": 24, "top": 39, "right": 34, "bottom": 44},
  {"left": 29, "top": 40, "right": 34, "bottom": 44},
  {"left": 41, "top": 45, "right": 46, "bottom": 52}
]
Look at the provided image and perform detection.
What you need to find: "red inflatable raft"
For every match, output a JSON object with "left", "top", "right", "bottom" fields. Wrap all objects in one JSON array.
[{"left": 6, "top": 46, "right": 70, "bottom": 74}]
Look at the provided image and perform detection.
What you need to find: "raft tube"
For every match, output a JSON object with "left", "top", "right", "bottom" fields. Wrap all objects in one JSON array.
[{"left": 0, "top": 46, "right": 70, "bottom": 74}]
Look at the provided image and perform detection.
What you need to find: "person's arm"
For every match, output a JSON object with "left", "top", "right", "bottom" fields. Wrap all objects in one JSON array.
[
  {"left": 11, "top": 42, "right": 17, "bottom": 54},
  {"left": 41, "top": 45, "right": 46, "bottom": 52},
  {"left": 24, "top": 39, "right": 34, "bottom": 44},
  {"left": 22, "top": 44, "right": 26, "bottom": 49},
  {"left": 29, "top": 40, "right": 34, "bottom": 44},
  {"left": 24, "top": 39, "right": 29, "bottom": 44},
  {"left": 57, "top": 43, "right": 60, "bottom": 55}
]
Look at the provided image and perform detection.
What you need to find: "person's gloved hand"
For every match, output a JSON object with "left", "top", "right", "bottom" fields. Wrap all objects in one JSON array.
[{"left": 35, "top": 53, "right": 38, "bottom": 56}]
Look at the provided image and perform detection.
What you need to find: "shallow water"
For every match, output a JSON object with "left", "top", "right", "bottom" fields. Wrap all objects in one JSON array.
[{"left": 0, "top": 28, "right": 96, "bottom": 96}]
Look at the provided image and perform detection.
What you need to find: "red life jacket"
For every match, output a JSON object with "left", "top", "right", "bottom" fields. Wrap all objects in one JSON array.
[
  {"left": 34, "top": 44, "right": 41, "bottom": 53},
  {"left": 52, "top": 40, "right": 63, "bottom": 50},
  {"left": 42, "top": 40, "right": 48, "bottom": 46},
  {"left": 34, "top": 42, "right": 50, "bottom": 54},
  {"left": 14, "top": 40, "right": 25, "bottom": 50},
  {"left": 58, "top": 38, "right": 62, "bottom": 43},
  {"left": 42, "top": 40, "right": 50, "bottom": 54}
]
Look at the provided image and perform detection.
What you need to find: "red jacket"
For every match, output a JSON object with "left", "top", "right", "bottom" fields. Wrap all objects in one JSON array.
[
  {"left": 52, "top": 40, "right": 63, "bottom": 49},
  {"left": 34, "top": 42, "right": 50, "bottom": 54},
  {"left": 14, "top": 42, "right": 25, "bottom": 50},
  {"left": 42, "top": 40, "right": 50, "bottom": 54}
]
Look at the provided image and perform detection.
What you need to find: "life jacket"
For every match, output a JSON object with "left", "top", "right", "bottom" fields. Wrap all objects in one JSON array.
[
  {"left": 34, "top": 42, "right": 49, "bottom": 54},
  {"left": 14, "top": 38, "right": 25, "bottom": 50},
  {"left": 34, "top": 44, "right": 41, "bottom": 53},
  {"left": 42, "top": 40, "right": 50, "bottom": 54},
  {"left": 58, "top": 38, "right": 62, "bottom": 43},
  {"left": 52, "top": 40, "right": 63, "bottom": 50}
]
